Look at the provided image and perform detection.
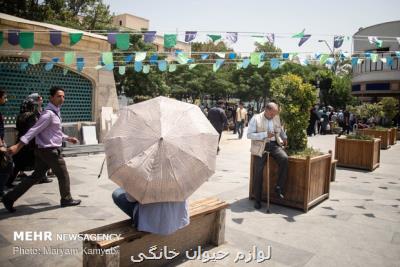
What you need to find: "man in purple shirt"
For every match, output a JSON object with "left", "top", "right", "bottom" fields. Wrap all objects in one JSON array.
[{"left": 2, "top": 86, "right": 81, "bottom": 212}]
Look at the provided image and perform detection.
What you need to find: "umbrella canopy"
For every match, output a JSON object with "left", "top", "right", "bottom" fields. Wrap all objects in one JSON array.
[{"left": 104, "top": 96, "right": 219, "bottom": 204}]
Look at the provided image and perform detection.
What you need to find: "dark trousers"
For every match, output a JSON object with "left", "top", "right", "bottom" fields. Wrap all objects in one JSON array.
[
  {"left": 237, "top": 121, "right": 244, "bottom": 139},
  {"left": 217, "top": 130, "right": 222, "bottom": 152},
  {"left": 4, "top": 148, "right": 72, "bottom": 203},
  {"left": 253, "top": 142, "right": 288, "bottom": 202}
]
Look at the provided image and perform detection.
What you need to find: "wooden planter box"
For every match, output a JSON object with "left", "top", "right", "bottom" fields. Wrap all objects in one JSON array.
[
  {"left": 398, "top": 129, "right": 400, "bottom": 140},
  {"left": 389, "top": 128, "right": 397, "bottom": 145},
  {"left": 335, "top": 136, "right": 380, "bottom": 171},
  {"left": 357, "top": 128, "right": 391, "bottom": 149},
  {"left": 249, "top": 153, "right": 331, "bottom": 212}
]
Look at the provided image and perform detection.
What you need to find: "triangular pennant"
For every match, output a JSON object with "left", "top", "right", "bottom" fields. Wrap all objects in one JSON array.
[
  {"left": 19, "top": 32, "right": 34, "bottom": 49},
  {"left": 357, "top": 58, "right": 364, "bottom": 64},
  {"left": 351, "top": 57, "right": 358, "bottom": 67},
  {"left": 169, "top": 64, "right": 177, "bottom": 72},
  {"left": 216, "top": 59, "right": 224, "bottom": 68},
  {"left": 95, "top": 65, "right": 103, "bottom": 70},
  {"left": 116, "top": 33, "right": 130, "bottom": 50},
  {"left": 176, "top": 53, "right": 189, "bottom": 64},
  {"left": 158, "top": 60, "right": 167, "bottom": 71},
  {"left": 144, "top": 31, "right": 157, "bottom": 43},
  {"left": 250, "top": 52, "right": 261, "bottom": 65},
  {"left": 266, "top": 33, "right": 275, "bottom": 43},
  {"left": 229, "top": 53, "right": 236, "bottom": 59},
  {"left": 63, "top": 69, "right": 68, "bottom": 75},
  {"left": 326, "top": 58, "right": 335, "bottom": 65},
  {"left": 207, "top": 34, "right": 222, "bottom": 42},
  {"left": 370, "top": 53, "right": 378, "bottom": 63},
  {"left": 215, "top": 52, "right": 225, "bottom": 58},
  {"left": 368, "top": 36, "right": 383, "bottom": 48},
  {"left": 282, "top": 53, "right": 289, "bottom": 59},
  {"left": 236, "top": 62, "right": 243, "bottom": 70},
  {"left": 20, "top": 62, "right": 29, "bottom": 71},
  {"left": 242, "top": 58, "right": 250, "bottom": 69},
  {"left": 150, "top": 53, "right": 158, "bottom": 64},
  {"left": 298, "top": 34, "right": 311, "bottom": 47},
  {"left": 69, "top": 32, "right": 83, "bottom": 46},
  {"left": 102, "top": 52, "right": 113, "bottom": 65},
  {"left": 320, "top": 54, "right": 329, "bottom": 64},
  {"left": 135, "top": 52, "right": 147, "bottom": 62},
  {"left": 200, "top": 54, "right": 209, "bottom": 60},
  {"left": 292, "top": 29, "right": 305, "bottom": 38},
  {"left": 64, "top": 51, "right": 75, "bottom": 65},
  {"left": 28, "top": 51, "right": 41, "bottom": 65},
  {"left": 334, "top": 35, "right": 344, "bottom": 48},
  {"left": 226, "top": 32, "right": 238, "bottom": 43},
  {"left": 188, "top": 64, "right": 197, "bottom": 70},
  {"left": 125, "top": 54, "right": 133, "bottom": 63},
  {"left": 118, "top": 66, "right": 126, "bottom": 75},
  {"left": 385, "top": 56, "right": 393, "bottom": 67},
  {"left": 299, "top": 56, "right": 309, "bottom": 66},
  {"left": 107, "top": 32, "right": 116, "bottom": 44},
  {"left": 50, "top": 30, "right": 62, "bottom": 46},
  {"left": 185, "top": 31, "right": 197, "bottom": 42},
  {"left": 105, "top": 64, "right": 114, "bottom": 71},
  {"left": 270, "top": 58, "right": 280, "bottom": 70},
  {"left": 134, "top": 61, "right": 143, "bottom": 72},
  {"left": 395, "top": 51, "right": 400, "bottom": 58},
  {"left": 380, "top": 57, "right": 387, "bottom": 64},
  {"left": 8, "top": 30, "right": 19, "bottom": 45},
  {"left": 76, "top": 57, "right": 85, "bottom": 72},
  {"left": 257, "top": 62, "right": 265, "bottom": 68},
  {"left": 45, "top": 57, "right": 59, "bottom": 71},
  {"left": 164, "top": 34, "right": 177, "bottom": 48}
]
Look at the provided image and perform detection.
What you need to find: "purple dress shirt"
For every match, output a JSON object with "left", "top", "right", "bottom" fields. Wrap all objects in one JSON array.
[{"left": 20, "top": 103, "right": 68, "bottom": 148}]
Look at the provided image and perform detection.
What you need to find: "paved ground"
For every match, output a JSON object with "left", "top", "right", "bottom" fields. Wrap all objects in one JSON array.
[{"left": 0, "top": 130, "right": 399, "bottom": 267}]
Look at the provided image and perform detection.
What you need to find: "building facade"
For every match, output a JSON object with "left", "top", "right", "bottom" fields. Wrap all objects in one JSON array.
[{"left": 351, "top": 21, "right": 400, "bottom": 103}]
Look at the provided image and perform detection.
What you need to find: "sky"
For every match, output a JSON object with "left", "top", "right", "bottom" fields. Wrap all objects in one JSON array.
[{"left": 103, "top": 0, "right": 400, "bottom": 55}]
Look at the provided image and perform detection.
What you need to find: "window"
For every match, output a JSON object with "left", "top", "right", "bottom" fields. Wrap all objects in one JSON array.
[
  {"left": 352, "top": 85, "right": 361, "bottom": 92},
  {"left": 119, "top": 20, "right": 122, "bottom": 26},
  {"left": 366, "top": 83, "right": 390, "bottom": 91}
]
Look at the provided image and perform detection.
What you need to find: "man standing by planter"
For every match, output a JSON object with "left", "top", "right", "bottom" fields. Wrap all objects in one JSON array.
[
  {"left": 2, "top": 86, "right": 81, "bottom": 212},
  {"left": 207, "top": 100, "right": 228, "bottom": 154},
  {"left": 247, "top": 102, "right": 288, "bottom": 209}
]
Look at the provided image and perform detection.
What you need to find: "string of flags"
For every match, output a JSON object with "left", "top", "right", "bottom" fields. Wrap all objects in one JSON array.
[{"left": 1, "top": 29, "right": 400, "bottom": 50}]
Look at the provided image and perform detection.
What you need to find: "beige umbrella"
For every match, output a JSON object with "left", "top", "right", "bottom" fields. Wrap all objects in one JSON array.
[{"left": 103, "top": 96, "right": 219, "bottom": 204}]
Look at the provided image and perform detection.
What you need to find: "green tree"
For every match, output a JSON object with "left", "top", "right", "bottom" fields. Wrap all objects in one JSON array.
[
  {"left": 379, "top": 97, "right": 399, "bottom": 126},
  {"left": 270, "top": 74, "right": 317, "bottom": 153}
]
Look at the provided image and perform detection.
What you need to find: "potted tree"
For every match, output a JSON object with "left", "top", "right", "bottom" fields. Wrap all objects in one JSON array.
[
  {"left": 335, "top": 134, "right": 380, "bottom": 171},
  {"left": 356, "top": 103, "right": 391, "bottom": 149},
  {"left": 249, "top": 74, "right": 331, "bottom": 212},
  {"left": 379, "top": 97, "right": 398, "bottom": 145}
]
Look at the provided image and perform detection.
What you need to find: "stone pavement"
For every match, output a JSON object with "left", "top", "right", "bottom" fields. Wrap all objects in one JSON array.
[{"left": 0, "top": 131, "right": 399, "bottom": 267}]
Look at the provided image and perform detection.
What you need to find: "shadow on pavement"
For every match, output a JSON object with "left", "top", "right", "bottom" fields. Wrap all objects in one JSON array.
[{"left": 0, "top": 202, "right": 59, "bottom": 220}]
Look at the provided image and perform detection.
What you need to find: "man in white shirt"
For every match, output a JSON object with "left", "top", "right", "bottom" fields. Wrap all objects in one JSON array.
[
  {"left": 247, "top": 102, "right": 288, "bottom": 209},
  {"left": 236, "top": 102, "right": 247, "bottom": 139}
]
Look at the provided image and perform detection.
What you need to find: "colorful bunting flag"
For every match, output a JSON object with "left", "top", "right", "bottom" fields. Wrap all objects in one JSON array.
[
  {"left": 242, "top": 58, "right": 250, "bottom": 69},
  {"left": 270, "top": 58, "right": 280, "bottom": 70},
  {"left": 236, "top": 62, "right": 243, "bottom": 70},
  {"left": 69, "top": 32, "right": 83, "bottom": 46},
  {"left": 144, "top": 31, "right": 157, "bottom": 43},
  {"left": 215, "top": 52, "right": 225, "bottom": 58},
  {"left": 298, "top": 34, "right": 311, "bottom": 47},
  {"left": 250, "top": 52, "right": 261, "bottom": 65},
  {"left": 326, "top": 58, "right": 335, "bottom": 65},
  {"left": 77, "top": 57, "right": 85, "bottom": 72},
  {"left": 292, "top": 29, "right": 305, "bottom": 38},
  {"left": 50, "top": 31, "right": 62, "bottom": 46},
  {"left": 334, "top": 35, "right": 344, "bottom": 48},
  {"left": 20, "top": 62, "right": 29, "bottom": 71},
  {"left": 116, "top": 33, "right": 130, "bottom": 50},
  {"left": 176, "top": 53, "right": 189, "bottom": 64},
  {"left": 189, "top": 64, "right": 197, "bottom": 70},
  {"left": 351, "top": 57, "right": 358, "bottom": 67},
  {"left": 64, "top": 51, "right": 75, "bottom": 65},
  {"left": 226, "top": 32, "right": 238, "bottom": 43},
  {"left": 201, "top": 54, "right": 209, "bottom": 60},
  {"left": 386, "top": 56, "right": 393, "bottom": 67},
  {"left": 357, "top": 58, "right": 364, "bottom": 65},
  {"left": 266, "top": 33, "right": 275, "bottom": 44},
  {"left": 370, "top": 53, "right": 378, "bottom": 63},
  {"left": 169, "top": 64, "right": 177, "bottom": 72},
  {"left": 164, "top": 34, "right": 177, "bottom": 48},
  {"left": 257, "top": 62, "right": 265, "bottom": 68},
  {"left": 207, "top": 34, "right": 222, "bottom": 42},
  {"left": 150, "top": 53, "right": 158, "bottom": 64},
  {"left": 45, "top": 57, "right": 59, "bottom": 71},
  {"left": 107, "top": 32, "right": 116, "bottom": 44},
  {"left": 395, "top": 51, "right": 400, "bottom": 58},
  {"left": 28, "top": 51, "right": 41, "bottom": 65},
  {"left": 158, "top": 60, "right": 167, "bottom": 71},
  {"left": 185, "top": 31, "right": 197, "bottom": 42},
  {"left": 320, "top": 54, "right": 329, "bottom": 64},
  {"left": 135, "top": 52, "right": 147, "bottom": 62},
  {"left": 19, "top": 32, "right": 34, "bottom": 49},
  {"left": 118, "top": 66, "right": 126, "bottom": 75},
  {"left": 8, "top": 30, "right": 19, "bottom": 45},
  {"left": 368, "top": 36, "right": 383, "bottom": 48},
  {"left": 102, "top": 52, "right": 113, "bottom": 65},
  {"left": 229, "top": 53, "right": 236, "bottom": 59},
  {"left": 125, "top": 54, "right": 133, "bottom": 63},
  {"left": 95, "top": 65, "right": 103, "bottom": 70},
  {"left": 134, "top": 61, "right": 143, "bottom": 72},
  {"left": 105, "top": 64, "right": 114, "bottom": 71},
  {"left": 63, "top": 69, "right": 68, "bottom": 75}
]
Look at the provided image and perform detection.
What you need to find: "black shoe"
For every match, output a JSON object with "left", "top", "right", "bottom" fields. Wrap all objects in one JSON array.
[
  {"left": 254, "top": 201, "right": 262, "bottom": 209},
  {"left": 275, "top": 186, "right": 285, "bottom": 199},
  {"left": 60, "top": 198, "right": 81, "bottom": 207},
  {"left": 2, "top": 196, "right": 16, "bottom": 213},
  {"left": 38, "top": 178, "right": 53, "bottom": 184}
]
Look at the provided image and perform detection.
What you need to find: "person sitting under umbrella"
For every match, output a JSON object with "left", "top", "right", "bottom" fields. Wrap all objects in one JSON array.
[{"left": 112, "top": 188, "right": 189, "bottom": 235}]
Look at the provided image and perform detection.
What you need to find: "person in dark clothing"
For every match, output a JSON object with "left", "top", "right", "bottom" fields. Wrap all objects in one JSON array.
[
  {"left": 207, "top": 100, "right": 228, "bottom": 154},
  {"left": 338, "top": 110, "right": 351, "bottom": 136},
  {"left": 0, "top": 89, "right": 12, "bottom": 198},
  {"left": 307, "top": 107, "right": 320, "bottom": 136}
]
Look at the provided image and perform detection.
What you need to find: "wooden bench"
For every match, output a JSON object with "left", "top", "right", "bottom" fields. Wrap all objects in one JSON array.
[{"left": 81, "top": 197, "right": 229, "bottom": 267}]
